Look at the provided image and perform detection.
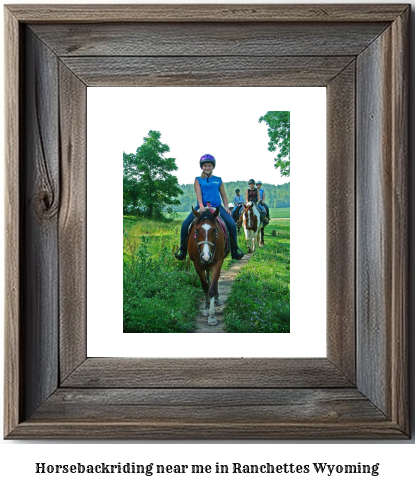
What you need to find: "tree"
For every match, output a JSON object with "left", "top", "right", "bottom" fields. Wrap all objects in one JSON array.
[
  {"left": 123, "top": 130, "right": 183, "bottom": 218},
  {"left": 259, "top": 111, "right": 290, "bottom": 177}
]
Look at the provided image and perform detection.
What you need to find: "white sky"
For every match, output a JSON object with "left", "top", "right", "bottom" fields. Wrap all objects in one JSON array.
[{"left": 93, "top": 87, "right": 303, "bottom": 186}]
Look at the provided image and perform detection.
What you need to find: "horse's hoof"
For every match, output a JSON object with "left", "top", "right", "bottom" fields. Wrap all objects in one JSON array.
[
  {"left": 208, "top": 317, "right": 218, "bottom": 326},
  {"left": 202, "top": 309, "right": 209, "bottom": 316}
]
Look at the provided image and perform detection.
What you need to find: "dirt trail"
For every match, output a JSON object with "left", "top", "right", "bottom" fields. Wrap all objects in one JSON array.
[{"left": 193, "top": 253, "right": 252, "bottom": 333}]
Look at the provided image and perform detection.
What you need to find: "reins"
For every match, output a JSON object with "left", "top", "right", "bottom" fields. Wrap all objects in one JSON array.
[{"left": 194, "top": 203, "right": 219, "bottom": 264}]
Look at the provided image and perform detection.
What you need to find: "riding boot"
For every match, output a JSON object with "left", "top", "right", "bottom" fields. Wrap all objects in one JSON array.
[
  {"left": 174, "top": 237, "right": 188, "bottom": 261},
  {"left": 229, "top": 235, "right": 244, "bottom": 260}
]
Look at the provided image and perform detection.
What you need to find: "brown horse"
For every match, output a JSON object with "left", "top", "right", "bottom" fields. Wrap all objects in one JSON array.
[{"left": 188, "top": 207, "right": 229, "bottom": 325}]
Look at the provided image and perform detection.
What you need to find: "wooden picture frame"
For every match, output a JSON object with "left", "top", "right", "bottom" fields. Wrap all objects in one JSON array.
[{"left": 4, "top": 4, "right": 409, "bottom": 439}]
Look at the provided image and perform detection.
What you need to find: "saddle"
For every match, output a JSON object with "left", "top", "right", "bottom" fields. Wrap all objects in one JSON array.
[
  {"left": 187, "top": 209, "right": 230, "bottom": 254},
  {"left": 253, "top": 202, "right": 268, "bottom": 224}
]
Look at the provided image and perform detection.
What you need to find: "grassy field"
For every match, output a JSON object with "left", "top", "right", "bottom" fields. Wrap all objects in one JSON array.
[
  {"left": 124, "top": 211, "right": 290, "bottom": 333},
  {"left": 269, "top": 207, "right": 290, "bottom": 219},
  {"left": 223, "top": 219, "right": 290, "bottom": 333},
  {"left": 123, "top": 216, "right": 199, "bottom": 333}
]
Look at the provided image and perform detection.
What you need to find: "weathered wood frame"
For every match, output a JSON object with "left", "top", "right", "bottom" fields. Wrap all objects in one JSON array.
[{"left": 4, "top": 4, "right": 409, "bottom": 439}]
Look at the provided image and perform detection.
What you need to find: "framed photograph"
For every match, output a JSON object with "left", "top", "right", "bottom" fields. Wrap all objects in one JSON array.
[
  {"left": 4, "top": 4, "right": 409, "bottom": 439},
  {"left": 87, "top": 85, "right": 326, "bottom": 356}
]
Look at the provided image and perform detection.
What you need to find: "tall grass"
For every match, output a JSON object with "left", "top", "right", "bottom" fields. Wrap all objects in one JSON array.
[
  {"left": 123, "top": 217, "right": 200, "bottom": 333},
  {"left": 123, "top": 214, "right": 288, "bottom": 333},
  {"left": 223, "top": 220, "right": 290, "bottom": 333}
]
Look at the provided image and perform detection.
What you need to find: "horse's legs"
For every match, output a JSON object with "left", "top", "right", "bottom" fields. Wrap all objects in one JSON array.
[
  {"left": 245, "top": 231, "right": 252, "bottom": 253},
  {"left": 194, "top": 265, "right": 210, "bottom": 315},
  {"left": 205, "top": 269, "right": 211, "bottom": 311},
  {"left": 260, "top": 227, "right": 265, "bottom": 246},
  {"left": 207, "top": 265, "right": 220, "bottom": 305},
  {"left": 207, "top": 262, "right": 222, "bottom": 325}
]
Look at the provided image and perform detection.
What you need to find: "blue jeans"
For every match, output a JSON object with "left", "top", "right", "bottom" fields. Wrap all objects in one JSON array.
[
  {"left": 180, "top": 205, "right": 238, "bottom": 244},
  {"left": 232, "top": 205, "right": 242, "bottom": 218}
]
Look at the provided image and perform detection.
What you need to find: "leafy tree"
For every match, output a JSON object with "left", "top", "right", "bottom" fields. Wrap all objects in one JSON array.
[
  {"left": 123, "top": 130, "right": 183, "bottom": 218},
  {"left": 259, "top": 111, "right": 290, "bottom": 177}
]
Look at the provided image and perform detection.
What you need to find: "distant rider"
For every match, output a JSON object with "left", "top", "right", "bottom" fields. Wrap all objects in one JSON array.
[
  {"left": 256, "top": 181, "right": 270, "bottom": 222},
  {"left": 232, "top": 189, "right": 244, "bottom": 219},
  {"left": 246, "top": 179, "right": 268, "bottom": 224}
]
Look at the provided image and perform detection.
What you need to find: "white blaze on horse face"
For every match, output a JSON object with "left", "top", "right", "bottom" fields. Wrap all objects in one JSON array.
[{"left": 201, "top": 223, "right": 211, "bottom": 261}]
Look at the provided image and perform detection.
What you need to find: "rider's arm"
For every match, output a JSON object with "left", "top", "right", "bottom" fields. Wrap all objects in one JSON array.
[
  {"left": 245, "top": 189, "right": 249, "bottom": 203},
  {"left": 194, "top": 178, "right": 205, "bottom": 211},
  {"left": 262, "top": 190, "right": 266, "bottom": 203}
]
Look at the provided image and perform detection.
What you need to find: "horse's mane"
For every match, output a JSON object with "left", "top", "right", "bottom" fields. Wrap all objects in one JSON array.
[{"left": 196, "top": 210, "right": 217, "bottom": 225}]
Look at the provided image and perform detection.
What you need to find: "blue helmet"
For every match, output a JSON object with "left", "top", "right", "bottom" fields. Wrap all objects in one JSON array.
[{"left": 199, "top": 154, "right": 216, "bottom": 169}]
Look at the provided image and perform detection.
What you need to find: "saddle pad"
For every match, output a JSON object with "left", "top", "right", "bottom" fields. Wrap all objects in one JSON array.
[{"left": 216, "top": 215, "right": 230, "bottom": 253}]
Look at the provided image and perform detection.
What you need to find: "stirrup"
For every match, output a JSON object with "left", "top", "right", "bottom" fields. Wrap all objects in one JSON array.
[
  {"left": 231, "top": 247, "right": 244, "bottom": 260},
  {"left": 174, "top": 248, "right": 187, "bottom": 261}
]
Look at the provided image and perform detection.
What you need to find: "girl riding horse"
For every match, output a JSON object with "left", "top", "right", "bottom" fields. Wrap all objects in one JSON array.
[
  {"left": 246, "top": 179, "right": 269, "bottom": 225},
  {"left": 175, "top": 154, "right": 244, "bottom": 261},
  {"left": 256, "top": 181, "right": 270, "bottom": 222}
]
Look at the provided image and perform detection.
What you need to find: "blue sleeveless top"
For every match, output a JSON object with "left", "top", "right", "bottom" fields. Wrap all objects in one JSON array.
[
  {"left": 258, "top": 188, "right": 264, "bottom": 200},
  {"left": 195, "top": 175, "right": 222, "bottom": 207}
]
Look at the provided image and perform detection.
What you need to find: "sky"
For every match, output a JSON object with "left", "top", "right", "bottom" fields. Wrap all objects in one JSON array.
[{"left": 88, "top": 87, "right": 317, "bottom": 187}]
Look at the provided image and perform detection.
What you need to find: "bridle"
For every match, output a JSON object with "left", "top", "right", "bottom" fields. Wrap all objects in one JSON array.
[
  {"left": 243, "top": 202, "right": 255, "bottom": 229},
  {"left": 194, "top": 218, "right": 218, "bottom": 265}
]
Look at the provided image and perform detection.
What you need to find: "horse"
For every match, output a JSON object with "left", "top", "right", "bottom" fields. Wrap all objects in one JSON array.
[
  {"left": 188, "top": 206, "right": 230, "bottom": 325},
  {"left": 232, "top": 203, "right": 244, "bottom": 234},
  {"left": 242, "top": 202, "right": 264, "bottom": 253}
]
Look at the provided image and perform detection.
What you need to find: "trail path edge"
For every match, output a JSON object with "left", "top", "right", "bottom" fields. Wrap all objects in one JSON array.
[{"left": 193, "top": 253, "right": 253, "bottom": 333}]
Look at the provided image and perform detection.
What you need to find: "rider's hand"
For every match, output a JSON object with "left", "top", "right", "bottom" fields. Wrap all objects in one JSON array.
[
  {"left": 199, "top": 205, "right": 205, "bottom": 212},
  {"left": 226, "top": 208, "right": 231, "bottom": 215}
]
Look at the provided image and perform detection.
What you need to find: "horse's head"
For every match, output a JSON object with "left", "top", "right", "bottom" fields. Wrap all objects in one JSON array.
[
  {"left": 191, "top": 207, "right": 219, "bottom": 263},
  {"left": 242, "top": 202, "right": 257, "bottom": 231}
]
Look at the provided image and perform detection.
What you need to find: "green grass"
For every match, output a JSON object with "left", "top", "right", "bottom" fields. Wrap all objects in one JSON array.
[
  {"left": 172, "top": 211, "right": 191, "bottom": 221},
  {"left": 269, "top": 207, "right": 290, "bottom": 219},
  {"left": 123, "top": 213, "right": 290, "bottom": 333},
  {"left": 123, "top": 215, "right": 232, "bottom": 332},
  {"left": 123, "top": 216, "right": 199, "bottom": 332},
  {"left": 223, "top": 220, "right": 290, "bottom": 333}
]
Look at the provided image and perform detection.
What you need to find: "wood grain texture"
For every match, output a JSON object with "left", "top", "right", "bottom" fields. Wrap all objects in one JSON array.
[
  {"left": 4, "top": 5, "right": 410, "bottom": 440},
  {"left": 7, "top": 422, "right": 406, "bottom": 440},
  {"left": 58, "top": 63, "right": 87, "bottom": 382},
  {"left": 7, "top": 421, "right": 406, "bottom": 441},
  {"left": 61, "top": 56, "right": 355, "bottom": 87},
  {"left": 62, "top": 358, "right": 353, "bottom": 388},
  {"left": 4, "top": 6, "right": 21, "bottom": 438},
  {"left": 356, "top": 14, "right": 409, "bottom": 428},
  {"left": 32, "top": 388, "right": 386, "bottom": 423},
  {"left": 326, "top": 62, "right": 356, "bottom": 383},
  {"left": 356, "top": 27, "right": 392, "bottom": 418},
  {"left": 6, "top": 4, "right": 409, "bottom": 23},
  {"left": 21, "top": 28, "right": 60, "bottom": 420},
  {"left": 31, "top": 22, "right": 388, "bottom": 57},
  {"left": 389, "top": 8, "right": 409, "bottom": 433}
]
